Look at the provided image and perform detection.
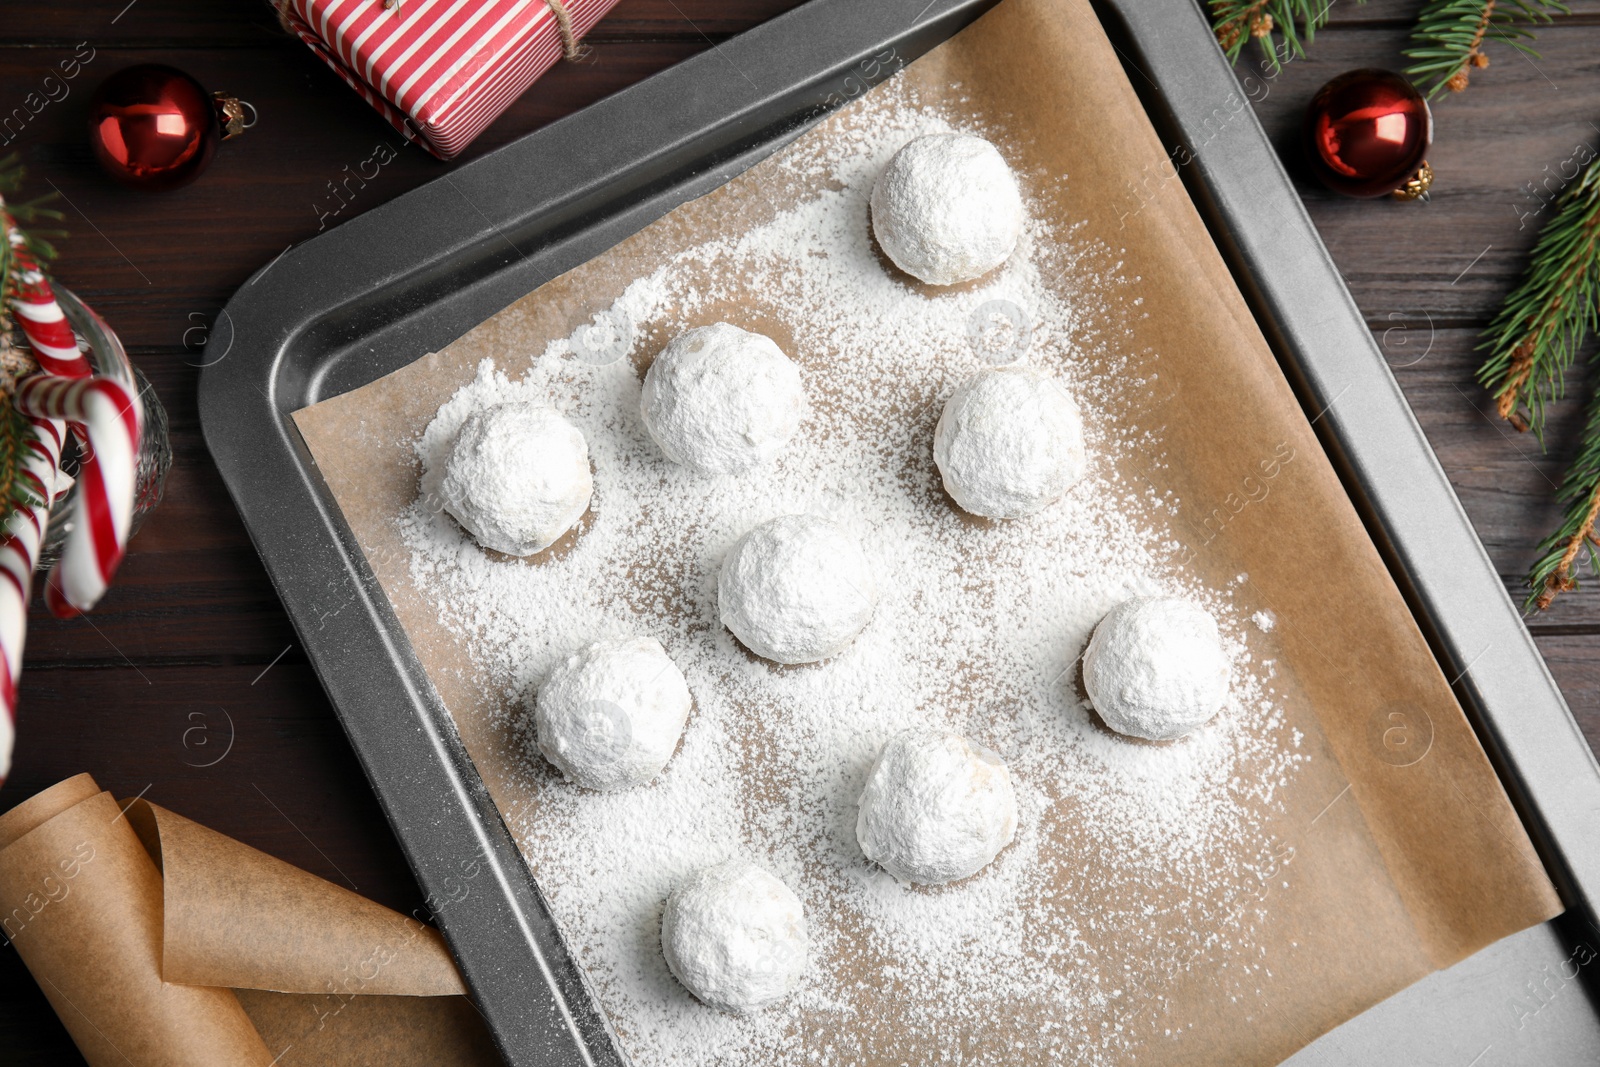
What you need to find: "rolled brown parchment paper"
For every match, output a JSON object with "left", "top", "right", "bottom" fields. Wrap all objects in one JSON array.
[
  {"left": 0, "top": 774, "right": 272, "bottom": 1066},
  {"left": 0, "top": 774, "right": 499, "bottom": 1067},
  {"left": 122, "top": 798, "right": 464, "bottom": 996}
]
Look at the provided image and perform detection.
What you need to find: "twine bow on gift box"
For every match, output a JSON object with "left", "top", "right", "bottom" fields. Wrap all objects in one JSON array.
[
  {"left": 271, "top": 0, "right": 609, "bottom": 158},
  {"left": 540, "top": 0, "right": 589, "bottom": 61}
]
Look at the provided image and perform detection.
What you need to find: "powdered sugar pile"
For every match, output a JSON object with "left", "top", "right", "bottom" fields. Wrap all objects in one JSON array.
[
  {"left": 933, "top": 363, "right": 1087, "bottom": 519},
  {"left": 1081, "top": 596, "right": 1233, "bottom": 742},
  {"left": 856, "top": 727, "right": 1019, "bottom": 885},
  {"left": 870, "top": 131, "right": 1024, "bottom": 285},
  {"left": 639, "top": 322, "right": 807, "bottom": 475},
  {"left": 717, "top": 513, "right": 878, "bottom": 665},
  {"left": 398, "top": 82, "right": 1304, "bottom": 1065}
]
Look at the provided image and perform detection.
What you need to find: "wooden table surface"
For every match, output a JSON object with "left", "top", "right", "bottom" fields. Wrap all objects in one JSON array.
[{"left": 2, "top": 1, "right": 1598, "bottom": 1060}]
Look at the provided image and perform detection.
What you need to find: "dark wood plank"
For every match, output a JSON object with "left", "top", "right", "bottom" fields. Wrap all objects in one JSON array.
[
  {"left": 1222, "top": 23, "right": 1600, "bottom": 630},
  {"left": 1227, "top": 22, "right": 1600, "bottom": 319},
  {"left": 2, "top": 39, "right": 709, "bottom": 351},
  {"left": 0, "top": 948, "right": 77, "bottom": 1065},
  {"left": 0, "top": 663, "right": 416, "bottom": 908},
  {"left": 1324, "top": 0, "right": 1600, "bottom": 25},
  {"left": 17, "top": 0, "right": 1600, "bottom": 44},
  {"left": 16, "top": 339, "right": 303, "bottom": 665},
  {"left": 19, "top": 514, "right": 300, "bottom": 667},
  {"left": 1382, "top": 327, "right": 1600, "bottom": 630}
]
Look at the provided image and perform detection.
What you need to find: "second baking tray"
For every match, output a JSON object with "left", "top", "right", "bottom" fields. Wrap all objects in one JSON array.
[{"left": 199, "top": 0, "right": 1600, "bottom": 1063}]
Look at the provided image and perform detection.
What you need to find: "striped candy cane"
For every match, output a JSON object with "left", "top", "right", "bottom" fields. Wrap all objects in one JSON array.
[
  {"left": 5, "top": 224, "right": 89, "bottom": 380},
  {"left": 0, "top": 415, "right": 63, "bottom": 776},
  {"left": 16, "top": 374, "right": 141, "bottom": 618},
  {"left": 0, "top": 206, "right": 141, "bottom": 778}
]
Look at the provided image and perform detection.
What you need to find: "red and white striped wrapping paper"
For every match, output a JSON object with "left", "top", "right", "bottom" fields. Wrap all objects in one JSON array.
[{"left": 278, "top": 0, "right": 620, "bottom": 159}]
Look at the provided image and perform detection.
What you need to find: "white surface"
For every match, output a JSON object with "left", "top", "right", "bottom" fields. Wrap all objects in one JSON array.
[{"left": 1285, "top": 921, "right": 1600, "bottom": 1066}]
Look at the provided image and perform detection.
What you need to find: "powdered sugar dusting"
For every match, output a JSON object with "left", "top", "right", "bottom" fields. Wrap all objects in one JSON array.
[{"left": 398, "top": 81, "right": 1305, "bottom": 1065}]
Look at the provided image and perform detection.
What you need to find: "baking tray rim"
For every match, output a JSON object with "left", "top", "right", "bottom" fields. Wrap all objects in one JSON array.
[{"left": 198, "top": 0, "right": 1600, "bottom": 1062}]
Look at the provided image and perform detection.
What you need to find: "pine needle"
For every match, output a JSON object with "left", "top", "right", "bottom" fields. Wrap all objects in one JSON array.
[
  {"left": 1208, "top": 0, "right": 1360, "bottom": 74},
  {"left": 1527, "top": 386, "right": 1600, "bottom": 610},
  {"left": 0, "top": 403, "right": 40, "bottom": 512},
  {"left": 0, "top": 154, "right": 63, "bottom": 265},
  {"left": 0, "top": 156, "right": 61, "bottom": 518},
  {"left": 1477, "top": 151, "right": 1600, "bottom": 610},
  {"left": 1478, "top": 159, "right": 1600, "bottom": 440},
  {"left": 1404, "top": 0, "right": 1567, "bottom": 98}
]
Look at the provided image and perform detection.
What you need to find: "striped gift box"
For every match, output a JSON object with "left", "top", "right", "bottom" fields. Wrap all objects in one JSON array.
[{"left": 279, "top": 0, "right": 618, "bottom": 159}]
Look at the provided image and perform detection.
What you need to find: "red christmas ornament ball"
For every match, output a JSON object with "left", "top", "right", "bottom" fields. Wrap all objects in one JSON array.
[
  {"left": 88, "top": 64, "right": 220, "bottom": 191},
  {"left": 1304, "top": 69, "right": 1433, "bottom": 199}
]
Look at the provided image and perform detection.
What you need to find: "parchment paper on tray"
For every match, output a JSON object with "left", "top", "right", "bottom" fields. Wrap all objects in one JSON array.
[{"left": 292, "top": 0, "right": 1561, "bottom": 1063}]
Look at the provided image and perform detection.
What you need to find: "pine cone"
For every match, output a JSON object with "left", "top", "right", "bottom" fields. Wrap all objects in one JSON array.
[
  {"left": 1249, "top": 12, "right": 1274, "bottom": 37},
  {"left": 1447, "top": 69, "right": 1470, "bottom": 92},
  {"left": 1471, "top": 51, "right": 1490, "bottom": 69},
  {"left": 1215, "top": 20, "right": 1243, "bottom": 50}
]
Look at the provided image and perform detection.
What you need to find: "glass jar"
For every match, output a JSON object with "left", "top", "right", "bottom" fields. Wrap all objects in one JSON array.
[{"left": 36, "top": 287, "right": 171, "bottom": 570}]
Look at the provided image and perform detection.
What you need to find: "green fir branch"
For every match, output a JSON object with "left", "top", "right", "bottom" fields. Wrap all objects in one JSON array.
[
  {"left": 1477, "top": 158, "right": 1600, "bottom": 440},
  {"left": 0, "top": 153, "right": 63, "bottom": 282},
  {"left": 0, "top": 155, "right": 62, "bottom": 519},
  {"left": 1478, "top": 149, "right": 1600, "bottom": 611},
  {"left": 1526, "top": 386, "right": 1600, "bottom": 610},
  {"left": 1208, "top": 0, "right": 1360, "bottom": 74},
  {"left": 0, "top": 404, "right": 40, "bottom": 513},
  {"left": 1404, "top": 0, "right": 1567, "bottom": 98}
]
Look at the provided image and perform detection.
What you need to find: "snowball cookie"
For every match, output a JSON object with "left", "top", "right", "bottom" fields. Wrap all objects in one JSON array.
[
  {"left": 640, "top": 323, "right": 807, "bottom": 474},
  {"left": 870, "top": 133, "right": 1025, "bottom": 286},
  {"left": 933, "top": 365, "right": 1086, "bottom": 519},
  {"left": 1082, "top": 596, "right": 1231, "bottom": 741},
  {"left": 440, "top": 401, "right": 592, "bottom": 556},
  {"left": 535, "top": 637, "right": 692, "bottom": 791},
  {"left": 717, "top": 514, "right": 877, "bottom": 665},
  {"left": 856, "top": 728, "right": 1019, "bottom": 885},
  {"left": 661, "top": 859, "right": 809, "bottom": 1014}
]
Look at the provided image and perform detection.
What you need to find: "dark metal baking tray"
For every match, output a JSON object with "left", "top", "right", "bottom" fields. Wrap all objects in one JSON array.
[{"left": 199, "top": 0, "right": 1600, "bottom": 1063}]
